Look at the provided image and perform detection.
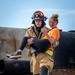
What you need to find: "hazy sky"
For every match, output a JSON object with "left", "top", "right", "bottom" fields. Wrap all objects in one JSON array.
[{"left": 0, "top": 0, "right": 75, "bottom": 31}]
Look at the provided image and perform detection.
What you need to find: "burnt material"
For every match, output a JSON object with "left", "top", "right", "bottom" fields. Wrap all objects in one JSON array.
[
  {"left": 0, "top": 59, "right": 31, "bottom": 75},
  {"left": 53, "top": 31, "right": 75, "bottom": 68}
]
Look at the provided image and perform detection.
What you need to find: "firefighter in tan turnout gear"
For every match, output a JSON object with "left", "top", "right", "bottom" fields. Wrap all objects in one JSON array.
[{"left": 6, "top": 10, "right": 60, "bottom": 75}]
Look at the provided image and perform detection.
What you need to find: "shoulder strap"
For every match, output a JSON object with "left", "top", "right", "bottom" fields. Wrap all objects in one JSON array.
[{"left": 32, "top": 26, "right": 38, "bottom": 38}]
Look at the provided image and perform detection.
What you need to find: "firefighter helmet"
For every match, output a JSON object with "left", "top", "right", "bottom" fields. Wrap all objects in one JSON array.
[{"left": 31, "top": 10, "right": 47, "bottom": 21}]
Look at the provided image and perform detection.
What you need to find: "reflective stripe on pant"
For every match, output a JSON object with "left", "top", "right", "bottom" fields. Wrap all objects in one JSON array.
[{"left": 30, "top": 53, "right": 54, "bottom": 74}]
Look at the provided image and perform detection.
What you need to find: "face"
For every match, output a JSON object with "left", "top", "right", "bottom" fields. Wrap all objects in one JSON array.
[
  {"left": 49, "top": 19, "right": 56, "bottom": 29},
  {"left": 34, "top": 20, "right": 42, "bottom": 27}
]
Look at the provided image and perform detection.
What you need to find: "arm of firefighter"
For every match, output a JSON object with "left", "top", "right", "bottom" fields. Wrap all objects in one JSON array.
[{"left": 24, "top": 31, "right": 31, "bottom": 49}]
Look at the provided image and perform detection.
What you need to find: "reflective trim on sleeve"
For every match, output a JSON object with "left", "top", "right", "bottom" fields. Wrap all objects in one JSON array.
[{"left": 46, "top": 50, "right": 53, "bottom": 56}]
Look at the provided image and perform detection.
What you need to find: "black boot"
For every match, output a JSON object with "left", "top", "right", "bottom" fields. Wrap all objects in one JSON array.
[{"left": 40, "top": 66, "right": 48, "bottom": 75}]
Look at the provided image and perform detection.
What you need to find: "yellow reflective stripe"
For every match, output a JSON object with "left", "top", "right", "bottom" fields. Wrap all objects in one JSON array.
[{"left": 46, "top": 50, "right": 53, "bottom": 56}]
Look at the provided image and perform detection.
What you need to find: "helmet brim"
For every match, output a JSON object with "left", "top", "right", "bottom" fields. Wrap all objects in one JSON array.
[{"left": 31, "top": 16, "right": 47, "bottom": 21}]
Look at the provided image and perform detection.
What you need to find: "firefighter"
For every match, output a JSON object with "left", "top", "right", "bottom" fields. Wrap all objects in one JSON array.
[{"left": 6, "top": 10, "right": 50, "bottom": 75}]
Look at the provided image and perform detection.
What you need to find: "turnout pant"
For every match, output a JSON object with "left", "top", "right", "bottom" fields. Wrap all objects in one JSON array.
[{"left": 30, "top": 53, "right": 54, "bottom": 74}]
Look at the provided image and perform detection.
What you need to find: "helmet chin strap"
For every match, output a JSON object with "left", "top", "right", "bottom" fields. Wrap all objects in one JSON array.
[{"left": 34, "top": 25, "right": 42, "bottom": 32}]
